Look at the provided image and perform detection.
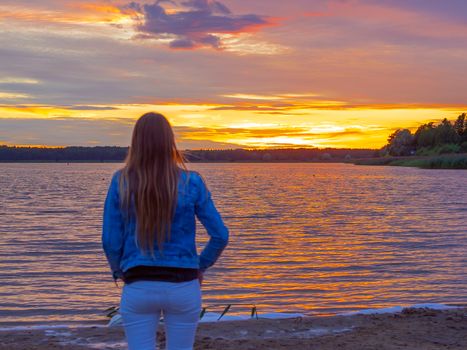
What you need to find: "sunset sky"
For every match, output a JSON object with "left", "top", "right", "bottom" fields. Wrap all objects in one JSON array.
[{"left": 1, "top": 0, "right": 466, "bottom": 149}]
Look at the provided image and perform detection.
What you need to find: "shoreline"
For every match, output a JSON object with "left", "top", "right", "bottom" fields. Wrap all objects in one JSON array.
[
  {"left": 353, "top": 153, "right": 467, "bottom": 169},
  {"left": 1, "top": 306, "right": 466, "bottom": 350}
]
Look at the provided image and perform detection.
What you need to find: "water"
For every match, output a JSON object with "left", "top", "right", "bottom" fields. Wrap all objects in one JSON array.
[{"left": 0, "top": 163, "right": 466, "bottom": 326}]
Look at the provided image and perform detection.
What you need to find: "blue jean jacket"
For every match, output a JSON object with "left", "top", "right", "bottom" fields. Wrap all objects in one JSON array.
[{"left": 102, "top": 170, "right": 229, "bottom": 280}]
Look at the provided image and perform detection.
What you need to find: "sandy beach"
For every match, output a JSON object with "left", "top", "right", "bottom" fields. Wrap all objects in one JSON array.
[{"left": 1, "top": 307, "right": 465, "bottom": 350}]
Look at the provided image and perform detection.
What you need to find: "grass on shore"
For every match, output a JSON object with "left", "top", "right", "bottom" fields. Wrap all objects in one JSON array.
[{"left": 354, "top": 153, "right": 467, "bottom": 169}]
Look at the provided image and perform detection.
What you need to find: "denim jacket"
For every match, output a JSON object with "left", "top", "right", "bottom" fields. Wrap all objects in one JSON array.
[{"left": 102, "top": 169, "right": 229, "bottom": 280}]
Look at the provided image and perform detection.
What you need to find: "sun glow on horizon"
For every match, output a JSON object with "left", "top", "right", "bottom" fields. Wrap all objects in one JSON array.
[{"left": 1, "top": 102, "right": 465, "bottom": 149}]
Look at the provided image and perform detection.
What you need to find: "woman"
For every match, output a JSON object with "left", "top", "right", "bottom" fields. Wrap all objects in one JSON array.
[{"left": 102, "top": 112, "right": 229, "bottom": 350}]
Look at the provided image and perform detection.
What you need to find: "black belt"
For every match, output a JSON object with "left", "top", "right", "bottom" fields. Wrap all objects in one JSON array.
[{"left": 123, "top": 265, "right": 199, "bottom": 284}]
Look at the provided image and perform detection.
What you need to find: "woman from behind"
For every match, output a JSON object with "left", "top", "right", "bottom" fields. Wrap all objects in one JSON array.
[{"left": 102, "top": 112, "right": 229, "bottom": 350}]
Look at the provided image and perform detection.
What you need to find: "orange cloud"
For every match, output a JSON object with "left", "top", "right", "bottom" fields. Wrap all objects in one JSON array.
[
  {"left": 70, "top": 3, "right": 121, "bottom": 15},
  {"left": 0, "top": 2, "right": 126, "bottom": 24}
]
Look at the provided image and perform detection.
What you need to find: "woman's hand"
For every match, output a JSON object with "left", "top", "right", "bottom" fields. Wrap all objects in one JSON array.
[
  {"left": 112, "top": 270, "right": 125, "bottom": 287},
  {"left": 198, "top": 270, "right": 204, "bottom": 285}
]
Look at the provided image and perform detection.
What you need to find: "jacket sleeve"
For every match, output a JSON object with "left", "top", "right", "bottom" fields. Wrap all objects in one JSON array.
[
  {"left": 102, "top": 172, "right": 124, "bottom": 280},
  {"left": 194, "top": 173, "right": 229, "bottom": 271}
]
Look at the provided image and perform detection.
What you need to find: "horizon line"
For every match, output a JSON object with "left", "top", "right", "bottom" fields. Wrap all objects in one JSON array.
[{"left": 0, "top": 144, "right": 380, "bottom": 151}]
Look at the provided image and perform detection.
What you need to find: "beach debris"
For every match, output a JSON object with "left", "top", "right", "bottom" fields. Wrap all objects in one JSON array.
[
  {"left": 218, "top": 304, "right": 232, "bottom": 321},
  {"left": 200, "top": 307, "right": 207, "bottom": 320},
  {"left": 104, "top": 306, "right": 119, "bottom": 319},
  {"left": 104, "top": 304, "right": 303, "bottom": 325},
  {"left": 251, "top": 305, "right": 258, "bottom": 319},
  {"left": 108, "top": 313, "right": 123, "bottom": 327},
  {"left": 200, "top": 312, "right": 247, "bottom": 322}
]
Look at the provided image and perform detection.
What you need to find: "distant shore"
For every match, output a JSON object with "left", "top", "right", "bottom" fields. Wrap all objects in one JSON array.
[
  {"left": 353, "top": 153, "right": 467, "bottom": 169},
  {"left": 0, "top": 307, "right": 465, "bottom": 350},
  {"left": 0, "top": 145, "right": 377, "bottom": 163},
  {"left": 1, "top": 145, "right": 466, "bottom": 168}
]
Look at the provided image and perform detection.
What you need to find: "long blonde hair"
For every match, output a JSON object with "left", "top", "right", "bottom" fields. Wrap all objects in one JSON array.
[{"left": 120, "top": 112, "right": 186, "bottom": 254}]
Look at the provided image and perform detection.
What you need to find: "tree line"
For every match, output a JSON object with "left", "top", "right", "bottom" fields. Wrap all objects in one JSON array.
[
  {"left": 383, "top": 113, "right": 467, "bottom": 156},
  {"left": 0, "top": 146, "right": 377, "bottom": 162}
]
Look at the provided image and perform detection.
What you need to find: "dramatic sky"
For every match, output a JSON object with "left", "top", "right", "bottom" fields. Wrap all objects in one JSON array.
[{"left": 1, "top": 0, "right": 466, "bottom": 149}]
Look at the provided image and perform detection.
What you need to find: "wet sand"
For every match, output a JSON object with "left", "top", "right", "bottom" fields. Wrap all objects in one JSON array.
[{"left": 0, "top": 307, "right": 466, "bottom": 350}]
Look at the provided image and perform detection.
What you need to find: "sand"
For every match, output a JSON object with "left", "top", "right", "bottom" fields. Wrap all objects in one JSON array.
[{"left": 0, "top": 307, "right": 466, "bottom": 350}]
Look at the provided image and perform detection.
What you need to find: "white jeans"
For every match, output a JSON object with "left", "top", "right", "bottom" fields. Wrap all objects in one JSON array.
[{"left": 120, "top": 279, "right": 201, "bottom": 350}]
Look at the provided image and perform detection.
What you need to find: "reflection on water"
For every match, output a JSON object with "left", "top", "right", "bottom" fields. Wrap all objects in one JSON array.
[{"left": 0, "top": 163, "right": 466, "bottom": 325}]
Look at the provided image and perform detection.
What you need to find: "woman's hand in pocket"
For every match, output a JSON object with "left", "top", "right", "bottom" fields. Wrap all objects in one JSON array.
[{"left": 198, "top": 270, "right": 204, "bottom": 285}]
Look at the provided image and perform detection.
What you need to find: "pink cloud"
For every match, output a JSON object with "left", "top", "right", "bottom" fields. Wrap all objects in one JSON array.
[{"left": 121, "top": 0, "right": 274, "bottom": 49}]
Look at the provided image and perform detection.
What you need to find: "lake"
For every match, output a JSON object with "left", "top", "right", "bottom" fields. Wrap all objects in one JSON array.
[{"left": 0, "top": 163, "right": 466, "bottom": 326}]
